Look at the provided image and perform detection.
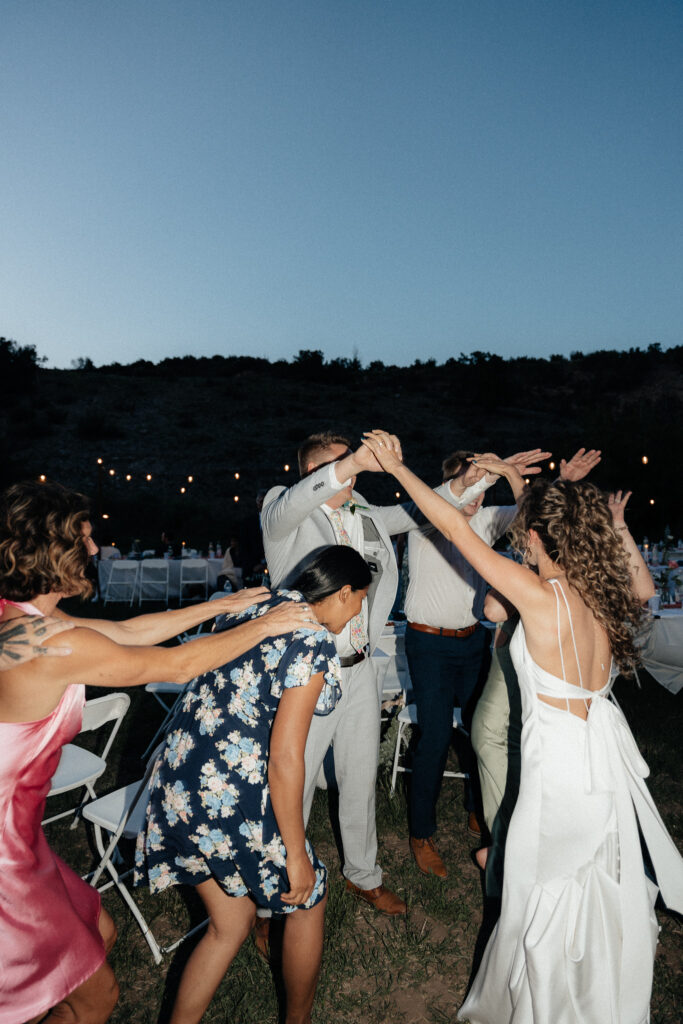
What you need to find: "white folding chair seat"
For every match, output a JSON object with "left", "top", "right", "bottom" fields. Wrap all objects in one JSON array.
[
  {"left": 44, "top": 692, "right": 131, "bottom": 826},
  {"left": 178, "top": 558, "right": 209, "bottom": 605},
  {"left": 390, "top": 702, "right": 468, "bottom": 793},
  {"left": 83, "top": 745, "right": 207, "bottom": 964},
  {"left": 138, "top": 559, "right": 170, "bottom": 605},
  {"left": 103, "top": 561, "right": 140, "bottom": 605}
]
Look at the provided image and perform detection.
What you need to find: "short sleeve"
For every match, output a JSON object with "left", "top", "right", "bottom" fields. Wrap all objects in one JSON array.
[{"left": 271, "top": 629, "right": 342, "bottom": 716}]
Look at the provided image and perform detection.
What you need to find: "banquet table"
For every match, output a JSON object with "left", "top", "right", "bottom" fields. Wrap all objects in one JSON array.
[
  {"left": 98, "top": 557, "right": 224, "bottom": 603},
  {"left": 640, "top": 609, "right": 683, "bottom": 695}
]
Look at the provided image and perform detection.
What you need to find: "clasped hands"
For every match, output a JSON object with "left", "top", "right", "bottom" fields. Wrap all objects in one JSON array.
[{"left": 360, "top": 431, "right": 552, "bottom": 483}]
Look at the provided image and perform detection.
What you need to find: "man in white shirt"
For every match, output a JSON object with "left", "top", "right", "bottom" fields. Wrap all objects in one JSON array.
[{"left": 405, "top": 450, "right": 521, "bottom": 879}]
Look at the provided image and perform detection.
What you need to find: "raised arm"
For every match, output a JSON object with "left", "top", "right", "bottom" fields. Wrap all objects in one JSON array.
[
  {"left": 268, "top": 672, "right": 325, "bottom": 905},
  {"left": 374, "top": 476, "right": 491, "bottom": 536},
  {"left": 375, "top": 447, "right": 549, "bottom": 536},
  {"left": 55, "top": 588, "right": 271, "bottom": 646},
  {"left": 261, "top": 439, "right": 398, "bottom": 544},
  {"left": 361, "top": 431, "right": 545, "bottom": 612},
  {"left": 608, "top": 490, "right": 655, "bottom": 605}
]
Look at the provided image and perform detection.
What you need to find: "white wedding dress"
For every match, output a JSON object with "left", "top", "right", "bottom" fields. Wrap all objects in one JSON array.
[{"left": 459, "top": 580, "right": 683, "bottom": 1024}]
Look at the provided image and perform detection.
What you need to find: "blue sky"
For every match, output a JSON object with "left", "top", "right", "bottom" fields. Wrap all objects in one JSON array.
[{"left": 2, "top": 0, "right": 681, "bottom": 368}]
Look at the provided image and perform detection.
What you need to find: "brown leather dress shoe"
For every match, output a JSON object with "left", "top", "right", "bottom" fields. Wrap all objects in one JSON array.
[
  {"left": 410, "top": 836, "right": 447, "bottom": 878},
  {"left": 467, "top": 811, "right": 484, "bottom": 838},
  {"left": 345, "top": 879, "right": 407, "bottom": 915}
]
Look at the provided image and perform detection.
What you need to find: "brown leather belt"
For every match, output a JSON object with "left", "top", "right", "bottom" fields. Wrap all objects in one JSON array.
[
  {"left": 408, "top": 621, "right": 478, "bottom": 639},
  {"left": 339, "top": 650, "right": 366, "bottom": 668}
]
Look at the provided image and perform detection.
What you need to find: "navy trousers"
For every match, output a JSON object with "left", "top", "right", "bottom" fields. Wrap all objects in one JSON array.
[{"left": 405, "top": 623, "right": 490, "bottom": 838}]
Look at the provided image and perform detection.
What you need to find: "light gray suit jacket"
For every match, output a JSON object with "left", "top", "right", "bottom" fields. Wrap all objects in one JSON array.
[{"left": 261, "top": 465, "right": 489, "bottom": 656}]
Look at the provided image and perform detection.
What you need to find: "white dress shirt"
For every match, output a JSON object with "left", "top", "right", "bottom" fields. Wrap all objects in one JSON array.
[{"left": 404, "top": 501, "right": 517, "bottom": 629}]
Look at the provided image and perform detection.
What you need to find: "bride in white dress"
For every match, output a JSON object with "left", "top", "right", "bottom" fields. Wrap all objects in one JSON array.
[{"left": 361, "top": 431, "right": 683, "bottom": 1024}]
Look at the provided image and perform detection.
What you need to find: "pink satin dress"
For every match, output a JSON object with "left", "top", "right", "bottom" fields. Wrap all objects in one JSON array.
[{"left": 0, "top": 662, "right": 106, "bottom": 1023}]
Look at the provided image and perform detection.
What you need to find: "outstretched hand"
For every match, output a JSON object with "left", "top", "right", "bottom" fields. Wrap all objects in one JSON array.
[
  {"left": 560, "top": 448, "right": 601, "bottom": 482},
  {"left": 208, "top": 587, "right": 271, "bottom": 617},
  {"left": 0, "top": 615, "right": 75, "bottom": 670},
  {"left": 503, "top": 449, "right": 552, "bottom": 477},
  {"left": 361, "top": 430, "right": 404, "bottom": 474},
  {"left": 608, "top": 490, "right": 632, "bottom": 528},
  {"left": 470, "top": 454, "right": 524, "bottom": 482}
]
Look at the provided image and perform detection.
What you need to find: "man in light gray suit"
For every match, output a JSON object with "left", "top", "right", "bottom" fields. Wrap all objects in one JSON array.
[{"left": 261, "top": 430, "right": 490, "bottom": 915}]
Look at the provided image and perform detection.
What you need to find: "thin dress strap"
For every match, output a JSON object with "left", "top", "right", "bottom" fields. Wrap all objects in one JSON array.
[{"left": 548, "top": 578, "right": 590, "bottom": 714}]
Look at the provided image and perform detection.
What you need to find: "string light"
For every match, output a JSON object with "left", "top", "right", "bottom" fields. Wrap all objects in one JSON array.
[
  {"left": 284, "top": 464, "right": 290, "bottom": 472},
  {"left": 109, "top": 469, "right": 115, "bottom": 476},
  {"left": 525, "top": 478, "right": 530, "bottom": 485},
  {"left": 39, "top": 474, "right": 46, "bottom": 482},
  {"left": 97, "top": 458, "right": 103, "bottom": 465},
  {"left": 642, "top": 456, "right": 649, "bottom": 465},
  {"left": 549, "top": 461, "right": 556, "bottom": 471},
  {"left": 187, "top": 475, "right": 193, "bottom": 483},
  {"left": 180, "top": 487, "right": 186, "bottom": 494},
  {"left": 102, "top": 513, "right": 110, "bottom": 519},
  {"left": 146, "top": 474, "right": 152, "bottom": 481},
  {"left": 650, "top": 498, "right": 655, "bottom": 505},
  {"left": 234, "top": 472, "right": 240, "bottom": 480},
  {"left": 233, "top": 495, "right": 239, "bottom": 502},
  {"left": 395, "top": 491, "right": 401, "bottom": 498}
]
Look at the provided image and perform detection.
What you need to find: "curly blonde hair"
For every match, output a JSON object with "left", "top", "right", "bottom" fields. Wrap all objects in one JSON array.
[
  {"left": 0, "top": 481, "right": 93, "bottom": 601},
  {"left": 509, "top": 480, "right": 645, "bottom": 673}
]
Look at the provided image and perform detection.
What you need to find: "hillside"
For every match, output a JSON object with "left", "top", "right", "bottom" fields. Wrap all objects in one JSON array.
[{"left": 2, "top": 342, "right": 682, "bottom": 550}]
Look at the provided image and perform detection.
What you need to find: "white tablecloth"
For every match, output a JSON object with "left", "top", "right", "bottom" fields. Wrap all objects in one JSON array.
[
  {"left": 98, "top": 558, "right": 224, "bottom": 602},
  {"left": 640, "top": 609, "right": 683, "bottom": 694}
]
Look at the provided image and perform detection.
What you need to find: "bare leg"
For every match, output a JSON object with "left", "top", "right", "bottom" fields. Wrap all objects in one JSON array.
[
  {"left": 28, "top": 908, "right": 119, "bottom": 1024},
  {"left": 168, "top": 878, "right": 256, "bottom": 1024},
  {"left": 281, "top": 892, "right": 327, "bottom": 1024},
  {"left": 475, "top": 846, "right": 489, "bottom": 871}
]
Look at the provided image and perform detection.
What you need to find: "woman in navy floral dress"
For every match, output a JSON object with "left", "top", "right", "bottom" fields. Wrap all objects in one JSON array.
[{"left": 136, "top": 546, "right": 372, "bottom": 1024}]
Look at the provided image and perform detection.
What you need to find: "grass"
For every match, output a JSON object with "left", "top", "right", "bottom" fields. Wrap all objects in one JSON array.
[{"left": 48, "top": 600, "right": 683, "bottom": 1023}]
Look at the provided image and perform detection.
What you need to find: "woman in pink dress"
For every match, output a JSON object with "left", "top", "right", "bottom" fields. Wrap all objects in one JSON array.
[{"left": 0, "top": 480, "right": 315, "bottom": 1024}]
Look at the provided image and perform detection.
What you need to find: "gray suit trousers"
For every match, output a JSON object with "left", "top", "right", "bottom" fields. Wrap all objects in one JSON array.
[{"left": 302, "top": 655, "right": 383, "bottom": 890}]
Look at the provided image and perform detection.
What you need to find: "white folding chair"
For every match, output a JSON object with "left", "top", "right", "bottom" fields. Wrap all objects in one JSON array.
[
  {"left": 103, "top": 561, "right": 140, "bottom": 606},
  {"left": 44, "top": 692, "right": 131, "bottom": 826},
  {"left": 175, "top": 591, "right": 226, "bottom": 644},
  {"left": 141, "top": 681, "right": 189, "bottom": 759},
  {"left": 179, "top": 559, "right": 209, "bottom": 605},
  {"left": 82, "top": 745, "right": 207, "bottom": 964},
  {"left": 138, "top": 559, "right": 170, "bottom": 606},
  {"left": 390, "top": 703, "right": 468, "bottom": 793}
]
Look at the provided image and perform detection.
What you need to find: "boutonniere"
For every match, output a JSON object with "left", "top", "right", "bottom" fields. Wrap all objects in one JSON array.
[{"left": 344, "top": 500, "right": 370, "bottom": 515}]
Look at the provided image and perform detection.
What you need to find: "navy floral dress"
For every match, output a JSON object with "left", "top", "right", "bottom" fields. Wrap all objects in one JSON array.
[{"left": 135, "top": 591, "right": 341, "bottom": 913}]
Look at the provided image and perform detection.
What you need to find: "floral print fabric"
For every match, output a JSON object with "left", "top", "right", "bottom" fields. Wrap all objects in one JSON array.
[{"left": 135, "top": 591, "right": 341, "bottom": 913}]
